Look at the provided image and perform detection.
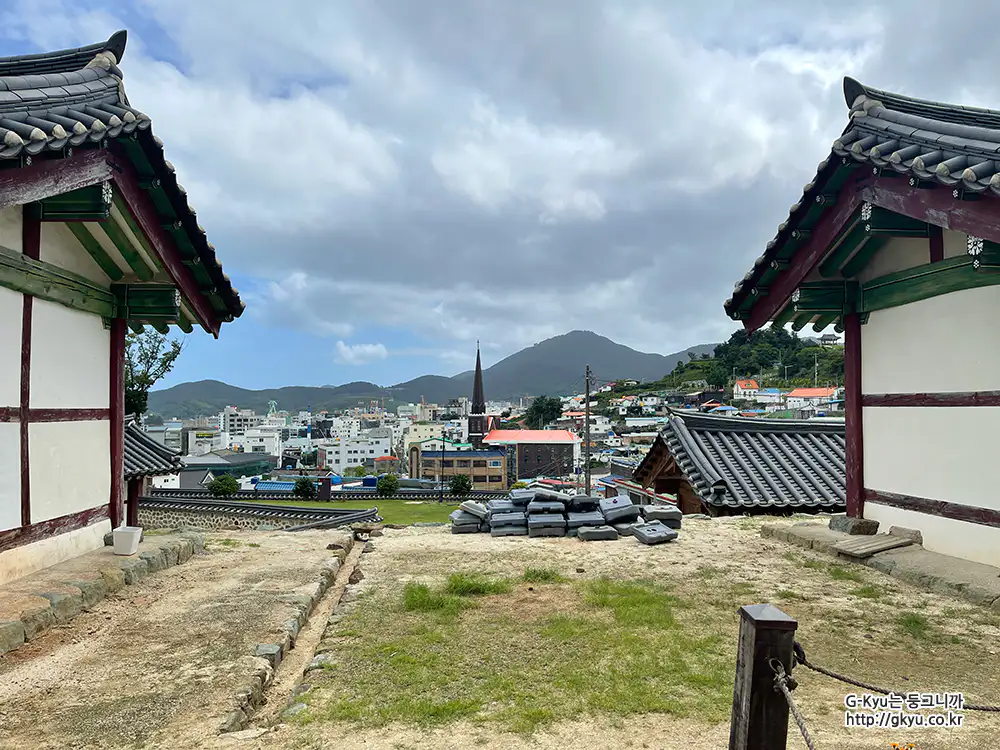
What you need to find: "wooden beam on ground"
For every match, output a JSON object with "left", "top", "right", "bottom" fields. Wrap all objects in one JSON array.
[
  {"left": 0, "top": 149, "right": 113, "bottom": 210},
  {"left": 99, "top": 216, "right": 154, "bottom": 281},
  {"left": 66, "top": 222, "right": 125, "bottom": 281}
]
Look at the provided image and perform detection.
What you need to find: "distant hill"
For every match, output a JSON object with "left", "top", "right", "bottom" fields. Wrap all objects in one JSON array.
[{"left": 148, "top": 330, "right": 718, "bottom": 418}]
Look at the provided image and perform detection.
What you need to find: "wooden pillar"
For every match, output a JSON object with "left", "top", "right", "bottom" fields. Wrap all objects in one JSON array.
[
  {"left": 843, "top": 312, "right": 864, "bottom": 518},
  {"left": 19, "top": 205, "right": 40, "bottom": 527},
  {"left": 928, "top": 225, "right": 944, "bottom": 263},
  {"left": 729, "top": 604, "right": 798, "bottom": 750},
  {"left": 109, "top": 318, "right": 126, "bottom": 529},
  {"left": 126, "top": 477, "right": 141, "bottom": 527}
]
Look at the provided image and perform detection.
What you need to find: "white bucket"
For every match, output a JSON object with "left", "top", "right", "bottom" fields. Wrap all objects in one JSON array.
[{"left": 112, "top": 526, "right": 142, "bottom": 556}]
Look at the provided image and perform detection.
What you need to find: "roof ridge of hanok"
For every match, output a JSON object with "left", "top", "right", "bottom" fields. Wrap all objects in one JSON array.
[
  {"left": 0, "top": 30, "right": 127, "bottom": 77},
  {"left": 843, "top": 76, "right": 1000, "bottom": 131},
  {"left": 665, "top": 407, "right": 845, "bottom": 435}
]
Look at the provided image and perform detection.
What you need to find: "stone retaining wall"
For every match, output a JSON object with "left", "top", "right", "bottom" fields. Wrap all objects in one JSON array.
[{"left": 138, "top": 508, "right": 304, "bottom": 532}]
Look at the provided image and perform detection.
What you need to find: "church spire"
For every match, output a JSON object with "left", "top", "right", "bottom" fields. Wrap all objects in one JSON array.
[{"left": 472, "top": 340, "right": 485, "bottom": 414}]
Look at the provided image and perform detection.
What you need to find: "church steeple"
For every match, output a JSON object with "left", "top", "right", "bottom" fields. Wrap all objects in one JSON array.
[{"left": 468, "top": 341, "right": 487, "bottom": 448}]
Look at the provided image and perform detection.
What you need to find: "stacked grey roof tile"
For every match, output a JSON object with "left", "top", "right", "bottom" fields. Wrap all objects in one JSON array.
[
  {"left": 0, "top": 30, "right": 243, "bottom": 321},
  {"left": 637, "top": 410, "right": 845, "bottom": 513},
  {"left": 124, "top": 420, "right": 183, "bottom": 479}
]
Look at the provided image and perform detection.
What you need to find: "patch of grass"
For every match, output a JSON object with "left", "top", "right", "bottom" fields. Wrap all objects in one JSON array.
[
  {"left": 782, "top": 551, "right": 800, "bottom": 563},
  {"left": 827, "top": 564, "right": 864, "bottom": 582},
  {"left": 522, "top": 567, "right": 565, "bottom": 584},
  {"left": 243, "top": 498, "right": 457, "bottom": 525},
  {"left": 849, "top": 585, "right": 883, "bottom": 599},
  {"left": 444, "top": 573, "right": 512, "bottom": 597},
  {"left": 802, "top": 559, "right": 825, "bottom": 570},
  {"left": 401, "top": 583, "right": 467, "bottom": 615},
  {"left": 897, "top": 611, "right": 934, "bottom": 640},
  {"left": 694, "top": 564, "right": 725, "bottom": 579},
  {"left": 775, "top": 589, "right": 808, "bottom": 601},
  {"left": 214, "top": 538, "right": 242, "bottom": 548},
  {"left": 248, "top": 542, "right": 261, "bottom": 548}
]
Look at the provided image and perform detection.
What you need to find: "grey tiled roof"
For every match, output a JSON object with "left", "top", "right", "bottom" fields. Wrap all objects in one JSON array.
[
  {"left": 124, "top": 421, "right": 183, "bottom": 479},
  {"left": 724, "top": 76, "right": 1000, "bottom": 319},
  {"left": 637, "top": 410, "right": 845, "bottom": 511},
  {"left": 0, "top": 31, "right": 243, "bottom": 322}
]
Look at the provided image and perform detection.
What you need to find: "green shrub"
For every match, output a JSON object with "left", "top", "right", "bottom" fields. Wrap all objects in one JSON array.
[
  {"left": 449, "top": 474, "right": 473, "bottom": 496},
  {"left": 207, "top": 474, "right": 239, "bottom": 497},
  {"left": 376, "top": 473, "right": 400, "bottom": 497},
  {"left": 294, "top": 477, "right": 318, "bottom": 499}
]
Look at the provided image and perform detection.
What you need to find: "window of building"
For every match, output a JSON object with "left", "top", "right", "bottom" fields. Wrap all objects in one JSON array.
[
  {"left": 442, "top": 460, "right": 454, "bottom": 468},
  {"left": 473, "top": 475, "right": 487, "bottom": 483},
  {"left": 489, "top": 460, "right": 501, "bottom": 467},
  {"left": 457, "top": 460, "right": 470, "bottom": 468},
  {"left": 488, "top": 475, "right": 502, "bottom": 483},
  {"left": 473, "top": 460, "right": 486, "bottom": 468}
]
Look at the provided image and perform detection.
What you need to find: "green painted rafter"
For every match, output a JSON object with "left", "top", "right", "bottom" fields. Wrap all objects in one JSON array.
[
  {"left": 99, "top": 217, "right": 155, "bottom": 281},
  {"left": 0, "top": 243, "right": 116, "bottom": 317},
  {"left": 790, "top": 313, "right": 812, "bottom": 332},
  {"left": 860, "top": 255, "right": 1000, "bottom": 312},
  {"left": 811, "top": 313, "right": 838, "bottom": 332},
  {"left": 66, "top": 222, "right": 124, "bottom": 282},
  {"left": 818, "top": 204, "right": 929, "bottom": 278}
]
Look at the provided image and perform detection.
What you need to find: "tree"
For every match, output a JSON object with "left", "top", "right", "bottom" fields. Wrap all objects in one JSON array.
[
  {"left": 449, "top": 474, "right": 473, "bottom": 496},
  {"left": 376, "top": 473, "right": 400, "bottom": 497},
  {"left": 208, "top": 474, "right": 239, "bottom": 497},
  {"left": 145, "top": 412, "right": 165, "bottom": 426},
  {"left": 293, "top": 477, "right": 317, "bottom": 499},
  {"left": 299, "top": 452, "right": 317, "bottom": 467},
  {"left": 125, "top": 329, "right": 183, "bottom": 420},
  {"left": 344, "top": 465, "right": 368, "bottom": 478},
  {"left": 524, "top": 395, "right": 563, "bottom": 429}
]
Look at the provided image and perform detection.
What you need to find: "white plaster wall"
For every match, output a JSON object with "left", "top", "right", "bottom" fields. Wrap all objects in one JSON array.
[
  {"left": 30, "top": 298, "right": 109, "bottom": 409},
  {"left": 863, "top": 407, "right": 1000, "bottom": 513},
  {"left": 861, "top": 285, "right": 1000, "bottom": 393},
  {"left": 942, "top": 228, "right": 968, "bottom": 259},
  {"left": 0, "top": 286, "right": 22, "bottom": 407},
  {"left": 0, "top": 518, "right": 110, "bottom": 586},
  {"left": 0, "top": 422, "right": 20, "bottom": 532},
  {"left": 864, "top": 503, "right": 999, "bottom": 568},
  {"left": 39, "top": 222, "right": 109, "bottom": 285},
  {"left": 28, "top": 420, "right": 110, "bottom": 524},
  {"left": 855, "top": 237, "right": 927, "bottom": 284},
  {"left": 0, "top": 206, "right": 21, "bottom": 252}
]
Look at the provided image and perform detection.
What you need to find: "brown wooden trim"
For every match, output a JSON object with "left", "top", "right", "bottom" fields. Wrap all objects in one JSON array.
[
  {"left": 0, "top": 407, "right": 16, "bottom": 421},
  {"left": 27, "top": 408, "right": 112, "bottom": 421},
  {"left": 928, "top": 225, "right": 944, "bottom": 263},
  {"left": 0, "top": 504, "right": 109, "bottom": 553},
  {"left": 110, "top": 318, "right": 125, "bottom": 529},
  {"left": 0, "top": 150, "right": 113, "bottom": 210},
  {"left": 22, "top": 202, "right": 40, "bottom": 261},
  {"left": 862, "top": 180, "right": 1000, "bottom": 246},
  {"left": 746, "top": 170, "right": 869, "bottom": 331},
  {"left": 865, "top": 488, "right": 1000, "bottom": 529},
  {"left": 126, "top": 477, "right": 141, "bottom": 528},
  {"left": 843, "top": 313, "right": 864, "bottom": 518},
  {"left": 20, "top": 294, "right": 31, "bottom": 526},
  {"left": 863, "top": 391, "right": 1000, "bottom": 407}
]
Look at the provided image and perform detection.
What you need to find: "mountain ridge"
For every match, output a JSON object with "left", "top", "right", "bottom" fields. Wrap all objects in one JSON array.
[{"left": 147, "top": 330, "right": 718, "bottom": 418}]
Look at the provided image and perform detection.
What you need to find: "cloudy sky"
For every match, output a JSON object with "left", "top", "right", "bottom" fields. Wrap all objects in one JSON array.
[{"left": 3, "top": 1, "right": 994, "bottom": 389}]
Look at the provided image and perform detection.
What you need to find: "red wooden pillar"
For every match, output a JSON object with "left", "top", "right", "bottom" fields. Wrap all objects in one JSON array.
[
  {"left": 843, "top": 312, "right": 864, "bottom": 518},
  {"left": 126, "top": 478, "right": 141, "bottom": 527},
  {"left": 109, "top": 318, "right": 126, "bottom": 528}
]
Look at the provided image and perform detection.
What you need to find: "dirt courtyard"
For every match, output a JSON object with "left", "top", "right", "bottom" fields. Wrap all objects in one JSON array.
[{"left": 1, "top": 518, "right": 997, "bottom": 750}]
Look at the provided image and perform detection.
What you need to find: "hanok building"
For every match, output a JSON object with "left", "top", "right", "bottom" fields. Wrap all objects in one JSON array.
[
  {"left": 0, "top": 31, "right": 242, "bottom": 581},
  {"left": 632, "top": 411, "right": 845, "bottom": 516},
  {"left": 725, "top": 77, "right": 1000, "bottom": 566}
]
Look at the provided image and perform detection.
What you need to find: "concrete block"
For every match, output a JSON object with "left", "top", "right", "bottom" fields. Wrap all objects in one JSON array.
[
  {"left": 179, "top": 531, "right": 205, "bottom": 553},
  {"left": 177, "top": 538, "right": 195, "bottom": 564},
  {"left": 829, "top": 515, "right": 879, "bottom": 535},
  {"left": 99, "top": 567, "right": 126, "bottom": 593},
  {"left": 254, "top": 643, "right": 282, "bottom": 669},
  {"left": 283, "top": 619, "right": 300, "bottom": 646},
  {"left": 118, "top": 558, "right": 149, "bottom": 585},
  {"left": 159, "top": 542, "right": 180, "bottom": 567},
  {"left": 65, "top": 579, "right": 107, "bottom": 609},
  {"left": 19, "top": 605, "right": 54, "bottom": 640},
  {"left": 139, "top": 549, "right": 166, "bottom": 573},
  {"left": 0, "top": 621, "right": 26, "bottom": 654},
  {"left": 40, "top": 591, "right": 82, "bottom": 624},
  {"left": 786, "top": 523, "right": 845, "bottom": 553},
  {"left": 888, "top": 526, "right": 923, "bottom": 545}
]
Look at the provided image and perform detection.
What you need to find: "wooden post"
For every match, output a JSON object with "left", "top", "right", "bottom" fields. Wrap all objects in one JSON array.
[
  {"left": 126, "top": 478, "right": 141, "bottom": 527},
  {"left": 109, "top": 318, "right": 126, "bottom": 529},
  {"left": 729, "top": 603, "right": 798, "bottom": 750},
  {"left": 843, "top": 312, "right": 864, "bottom": 518}
]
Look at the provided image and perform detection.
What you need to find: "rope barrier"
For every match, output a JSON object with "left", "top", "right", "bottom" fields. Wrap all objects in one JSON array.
[
  {"left": 770, "top": 658, "right": 818, "bottom": 750},
  {"left": 793, "top": 641, "right": 1000, "bottom": 713}
]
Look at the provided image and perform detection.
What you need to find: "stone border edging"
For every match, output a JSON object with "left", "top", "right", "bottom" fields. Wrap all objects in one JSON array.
[
  {"left": 0, "top": 532, "right": 204, "bottom": 656},
  {"left": 217, "top": 536, "right": 356, "bottom": 734}
]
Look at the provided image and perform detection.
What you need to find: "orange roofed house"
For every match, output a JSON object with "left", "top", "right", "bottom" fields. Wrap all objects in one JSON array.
[
  {"left": 0, "top": 31, "right": 242, "bottom": 582},
  {"left": 732, "top": 379, "right": 759, "bottom": 400},
  {"left": 724, "top": 76, "right": 1000, "bottom": 566}
]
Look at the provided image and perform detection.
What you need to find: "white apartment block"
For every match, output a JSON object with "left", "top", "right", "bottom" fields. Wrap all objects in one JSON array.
[
  {"left": 317, "top": 430, "right": 393, "bottom": 471},
  {"left": 405, "top": 422, "right": 444, "bottom": 449},
  {"left": 230, "top": 427, "right": 283, "bottom": 456},
  {"left": 220, "top": 406, "right": 262, "bottom": 436}
]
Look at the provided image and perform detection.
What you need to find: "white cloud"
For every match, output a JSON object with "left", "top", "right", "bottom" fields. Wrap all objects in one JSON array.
[{"left": 335, "top": 341, "right": 388, "bottom": 365}]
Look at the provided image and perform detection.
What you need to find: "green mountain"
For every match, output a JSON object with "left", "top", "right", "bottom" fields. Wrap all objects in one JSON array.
[{"left": 147, "top": 330, "right": 718, "bottom": 418}]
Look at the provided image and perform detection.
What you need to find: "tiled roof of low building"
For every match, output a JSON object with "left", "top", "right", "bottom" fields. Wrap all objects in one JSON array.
[
  {"left": 124, "top": 421, "right": 182, "bottom": 479},
  {"left": 0, "top": 30, "right": 243, "bottom": 323},
  {"left": 787, "top": 387, "right": 838, "bottom": 398},
  {"left": 634, "top": 410, "right": 845, "bottom": 512},
  {"left": 483, "top": 429, "right": 577, "bottom": 443}
]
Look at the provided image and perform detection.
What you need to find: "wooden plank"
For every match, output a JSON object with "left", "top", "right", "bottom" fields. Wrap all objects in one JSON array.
[
  {"left": 817, "top": 216, "right": 864, "bottom": 277},
  {"left": 833, "top": 534, "right": 913, "bottom": 559},
  {"left": 19, "top": 295, "right": 31, "bottom": 526},
  {"left": 110, "top": 318, "right": 125, "bottom": 528},
  {"left": 862, "top": 180, "right": 1000, "bottom": 245},
  {"left": 22, "top": 203, "right": 41, "bottom": 260},
  {"left": 111, "top": 158, "right": 219, "bottom": 336},
  {"left": 27, "top": 408, "right": 111, "bottom": 422},
  {"left": 99, "top": 216, "right": 154, "bottom": 281},
  {"left": 843, "top": 313, "right": 864, "bottom": 518},
  {"left": 0, "top": 407, "right": 16, "bottom": 421},
  {"left": 0, "top": 244, "right": 117, "bottom": 318},
  {"left": 0, "top": 150, "right": 113, "bottom": 210},
  {"left": 863, "top": 391, "right": 1000, "bottom": 407},
  {"left": 840, "top": 236, "right": 886, "bottom": 278},
  {"left": 746, "top": 170, "right": 868, "bottom": 331},
  {"left": 728, "top": 604, "right": 797, "bottom": 750},
  {"left": 929, "top": 225, "right": 944, "bottom": 263},
  {"left": 65, "top": 222, "right": 125, "bottom": 282},
  {"left": 860, "top": 258, "right": 1000, "bottom": 312},
  {"left": 0, "top": 504, "right": 110, "bottom": 553},
  {"left": 865, "top": 488, "right": 1000, "bottom": 529}
]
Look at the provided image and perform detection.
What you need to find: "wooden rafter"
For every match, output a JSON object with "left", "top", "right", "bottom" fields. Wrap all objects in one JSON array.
[{"left": 65, "top": 222, "right": 124, "bottom": 281}]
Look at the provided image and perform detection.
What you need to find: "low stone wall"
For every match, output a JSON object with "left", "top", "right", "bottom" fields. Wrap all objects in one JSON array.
[{"left": 138, "top": 508, "right": 304, "bottom": 532}]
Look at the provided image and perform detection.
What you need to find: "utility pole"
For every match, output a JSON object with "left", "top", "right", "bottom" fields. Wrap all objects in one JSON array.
[
  {"left": 584, "top": 365, "right": 592, "bottom": 495},
  {"left": 814, "top": 351, "right": 819, "bottom": 387}
]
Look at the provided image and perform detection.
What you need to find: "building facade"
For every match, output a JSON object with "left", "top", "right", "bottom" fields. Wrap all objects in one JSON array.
[
  {"left": 416, "top": 449, "right": 508, "bottom": 491},
  {"left": 482, "top": 429, "right": 579, "bottom": 482}
]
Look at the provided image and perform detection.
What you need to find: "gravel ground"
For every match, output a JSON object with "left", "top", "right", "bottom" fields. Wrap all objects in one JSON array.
[{"left": 0, "top": 530, "right": 347, "bottom": 750}]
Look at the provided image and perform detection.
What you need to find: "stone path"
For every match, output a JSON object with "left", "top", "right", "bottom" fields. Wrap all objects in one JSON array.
[{"left": 0, "top": 529, "right": 349, "bottom": 750}]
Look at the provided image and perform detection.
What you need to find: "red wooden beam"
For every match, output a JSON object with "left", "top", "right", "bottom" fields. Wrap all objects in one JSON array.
[
  {"left": 0, "top": 149, "right": 113, "bottom": 210},
  {"left": 109, "top": 318, "right": 126, "bottom": 529},
  {"left": 865, "top": 488, "right": 1000, "bottom": 529},
  {"left": 928, "top": 224, "right": 944, "bottom": 263},
  {"left": 0, "top": 504, "right": 109, "bottom": 553},
  {"left": 28, "top": 408, "right": 111, "bottom": 421},
  {"left": 863, "top": 391, "right": 1000, "bottom": 407},
  {"left": 862, "top": 180, "right": 1000, "bottom": 244},
  {"left": 746, "top": 170, "right": 869, "bottom": 331},
  {"left": 126, "top": 477, "right": 141, "bottom": 527},
  {"left": 110, "top": 157, "right": 219, "bottom": 336},
  {"left": 19, "top": 295, "right": 31, "bottom": 526},
  {"left": 843, "top": 312, "right": 864, "bottom": 519}
]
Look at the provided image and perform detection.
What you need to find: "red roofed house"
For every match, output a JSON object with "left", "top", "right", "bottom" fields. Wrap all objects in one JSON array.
[
  {"left": 373, "top": 455, "right": 400, "bottom": 474},
  {"left": 483, "top": 429, "right": 580, "bottom": 482},
  {"left": 786, "top": 387, "right": 841, "bottom": 410},
  {"left": 733, "top": 379, "right": 759, "bottom": 400}
]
